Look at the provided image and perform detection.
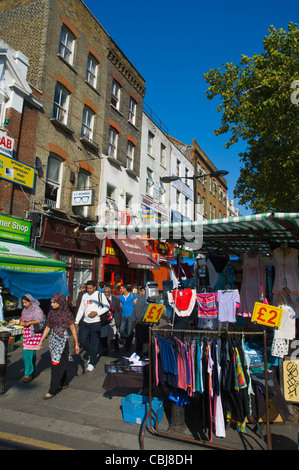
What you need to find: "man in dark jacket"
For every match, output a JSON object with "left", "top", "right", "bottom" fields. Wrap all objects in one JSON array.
[
  {"left": 101, "top": 286, "right": 122, "bottom": 353},
  {"left": 132, "top": 287, "right": 149, "bottom": 357}
]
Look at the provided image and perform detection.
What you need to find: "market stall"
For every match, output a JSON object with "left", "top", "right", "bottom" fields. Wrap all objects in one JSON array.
[{"left": 88, "top": 212, "right": 299, "bottom": 449}]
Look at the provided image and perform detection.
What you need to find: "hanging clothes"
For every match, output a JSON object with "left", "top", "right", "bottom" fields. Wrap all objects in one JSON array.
[
  {"left": 217, "top": 290, "right": 240, "bottom": 323},
  {"left": 196, "top": 292, "right": 218, "bottom": 318},
  {"left": 168, "top": 289, "right": 197, "bottom": 317},
  {"left": 238, "top": 253, "right": 268, "bottom": 317}
]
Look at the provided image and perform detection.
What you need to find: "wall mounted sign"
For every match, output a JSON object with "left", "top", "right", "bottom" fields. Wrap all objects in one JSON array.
[{"left": 0, "top": 152, "right": 35, "bottom": 189}]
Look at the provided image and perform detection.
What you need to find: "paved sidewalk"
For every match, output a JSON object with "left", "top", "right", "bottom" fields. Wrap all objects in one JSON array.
[{"left": 0, "top": 322, "right": 298, "bottom": 451}]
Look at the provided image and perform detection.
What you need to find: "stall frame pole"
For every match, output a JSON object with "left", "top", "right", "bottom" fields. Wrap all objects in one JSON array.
[{"left": 140, "top": 327, "right": 272, "bottom": 451}]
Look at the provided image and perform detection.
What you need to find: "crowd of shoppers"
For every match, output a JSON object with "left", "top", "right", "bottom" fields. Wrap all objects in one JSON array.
[{"left": 18, "top": 281, "right": 153, "bottom": 399}]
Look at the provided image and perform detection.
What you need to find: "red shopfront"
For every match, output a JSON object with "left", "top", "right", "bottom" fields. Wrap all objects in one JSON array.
[
  {"left": 39, "top": 216, "right": 102, "bottom": 304},
  {"left": 102, "top": 236, "right": 160, "bottom": 291}
]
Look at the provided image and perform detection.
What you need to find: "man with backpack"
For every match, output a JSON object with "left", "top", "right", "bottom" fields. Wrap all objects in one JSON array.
[
  {"left": 119, "top": 284, "right": 137, "bottom": 352},
  {"left": 75, "top": 280, "right": 110, "bottom": 371}
]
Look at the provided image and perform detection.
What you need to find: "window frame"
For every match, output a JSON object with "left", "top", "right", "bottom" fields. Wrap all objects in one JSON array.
[
  {"left": 126, "top": 140, "right": 135, "bottom": 170},
  {"left": 86, "top": 54, "right": 99, "bottom": 89},
  {"left": 53, "top": 83, "right": 69, "bottom": 125},
  {"left": 81, "top": 105, "right": 95, "bottom": 140},
  {"left": 108, "top": 126, "right": 119, "bottom": 159},
  {"left": 44, "top": 155, "right": 63, "bottom": 209},
  {"left": 128, "top": 96, "right": 137, "bottom": 125},
  {"left": 59, "top": 25, "right": 75, "bottom": 65},
  {"left": 111, "top": 79, "right": 121, "bottom": 110}
]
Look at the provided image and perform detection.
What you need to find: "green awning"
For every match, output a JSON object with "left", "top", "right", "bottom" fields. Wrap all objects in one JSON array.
[
  {"left": 0, "top": 240, "right": 66, "bottom": 273},
  {"left": 87, "top": 212, "right": 299, "bottom": 256}
]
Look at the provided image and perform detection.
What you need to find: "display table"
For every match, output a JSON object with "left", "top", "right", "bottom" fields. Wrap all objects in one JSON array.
[{"left": 102, "top": 359, "right": 149, "bottom": 397}]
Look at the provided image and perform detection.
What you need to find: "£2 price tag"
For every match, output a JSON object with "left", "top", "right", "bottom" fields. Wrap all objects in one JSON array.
[
  {"left": 143, "top": 303, "right": 165, "bottom": 323},
  {"left": 251, "top": 302, "right": 283, "bottom": 329}
]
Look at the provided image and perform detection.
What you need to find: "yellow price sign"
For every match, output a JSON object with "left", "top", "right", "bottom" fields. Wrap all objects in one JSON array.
[
  {"left": 143, "top": 303, "right": 165, "bottom": 323},
  {"left": 251, "top": 302, "right": 283, "bottom": 329}
]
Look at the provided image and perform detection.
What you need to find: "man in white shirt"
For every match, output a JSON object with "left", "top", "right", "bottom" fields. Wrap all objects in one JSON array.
[{"left": 75, "top": 280, "right": 109, "bottom": 371}]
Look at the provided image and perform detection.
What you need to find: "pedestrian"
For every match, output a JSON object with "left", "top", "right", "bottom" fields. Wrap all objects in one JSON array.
[
  {"left": 75, "top": 283, "right": 87, "bottom": 314},
  {"left": 101, "top": 286, "right": 122, "bottom": 353},
  {"left": 38, "top": 293, "right": 79, "bottom": 400},
  {"left": 132, "top": 286, "right": 150, "bottom": 357},
  {"left": 75, "top": 280, "right": 110, "bottom": 371},
  {"left": 19, "top": 294, "right": 46, "bottom": 382},
  {"left": 119, "top": 284, "right": 137, "bottom": 351}
]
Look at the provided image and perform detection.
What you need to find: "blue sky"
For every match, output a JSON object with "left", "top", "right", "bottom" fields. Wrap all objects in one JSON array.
[{"left": 84, "top": 0, "right": 297, "bottom": 215}]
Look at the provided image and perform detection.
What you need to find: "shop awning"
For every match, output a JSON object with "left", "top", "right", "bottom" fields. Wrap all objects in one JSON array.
[
  {"left": 0, "top": 240, "right": 69, "bottom": 299},
  {"left": 0, "top": 240, "right": 67, "bottom": 272},
  {"left": 112, "top": 236, "right": 160, "bottom": 270},
  {"left": 89, "top": 212, "right": 299, "bottom": 256}
]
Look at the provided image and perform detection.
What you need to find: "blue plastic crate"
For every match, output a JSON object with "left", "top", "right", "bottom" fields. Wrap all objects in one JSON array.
[{"left": 121, "top": 394, "right": 164, "bottom": 426}]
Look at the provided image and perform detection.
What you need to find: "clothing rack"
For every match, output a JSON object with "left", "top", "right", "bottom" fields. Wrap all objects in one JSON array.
[{"left": 140, "top": 327, "right": 272, "bottom": 451}]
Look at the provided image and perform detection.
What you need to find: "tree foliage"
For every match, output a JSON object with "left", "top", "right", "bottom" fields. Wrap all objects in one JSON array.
[{"left": 204, "top": 23, "right": 299, "bottom": 213}]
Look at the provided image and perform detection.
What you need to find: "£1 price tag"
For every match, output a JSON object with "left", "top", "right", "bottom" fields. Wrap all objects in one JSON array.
[
  {"left": 251, "top": 302, "right": 283, "bottom": 329},
  {"left": 143, "top": 303, "right": 165, "bottom": 323}
]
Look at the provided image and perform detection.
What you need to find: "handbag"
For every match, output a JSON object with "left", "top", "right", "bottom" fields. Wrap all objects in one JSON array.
[{"left": 98, "top": 293, "right": 113, "bottom": 326}]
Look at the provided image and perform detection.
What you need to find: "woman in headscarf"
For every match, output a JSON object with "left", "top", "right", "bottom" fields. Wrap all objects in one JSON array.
[
  {"left": 38, "top": 293, "right": 79, "bottom": 400},
  {"left": 19, "top": 294, "right": 46, "bottom": 382}
]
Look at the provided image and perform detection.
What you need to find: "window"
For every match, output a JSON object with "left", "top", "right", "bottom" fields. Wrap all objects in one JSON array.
[
  {"left": 59, "top": 26, "right": 75, "bottom": 65},
  {"left": 159, "top": 178, "right": 165, "bottom": 203},
  {"left": 111, "top": 79, "right": 121, "bottom": 110},
  {"left": 147, "top": 131, "right": 154, "bottom": 156},
  {"left": 176, "top": 159, "right": 181, "bottom": 177},
  {"left": 128, "top": 97, "right": 137, "bottom": 125},
  {"left": 108, "top": 126, "right": 118, "bottom": 158},
  {"left": 160, "top": 143, "right": 166, "bottom": 166},
  {"left": 86, "top": 54, "right": 98, "bottom": 88},
  {"left": 126, "top": 141, "right": 135, "bottom": 170},
  {"left": 53, "top": 84, "right": 69, "bottom": 124},
  {"left": 44, "top": 155, "right": 62, "bottom": 208},
  {"left": 125, "top": 193, "right": 133, "bottom": 209},
  {"left": 146, "top": 168, "right": 154, "bottom": 196},
  {"left": 81, "top": 106, "right": 94, "bottom": 140}
]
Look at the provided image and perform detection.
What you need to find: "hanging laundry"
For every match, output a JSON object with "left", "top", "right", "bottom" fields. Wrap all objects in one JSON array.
[
  {"left": 168, "top": 289, "right": 197, "bottom": 317},
  {"left": 217, "top": 290, "right": 240, "bottom": 323}
]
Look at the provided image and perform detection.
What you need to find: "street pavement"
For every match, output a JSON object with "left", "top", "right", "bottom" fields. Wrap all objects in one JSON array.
[{"left": 0, "top": 317, "right": 298, "bottom": 452}]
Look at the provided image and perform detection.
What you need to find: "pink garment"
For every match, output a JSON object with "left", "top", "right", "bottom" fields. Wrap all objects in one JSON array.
[
  {"left": 272, "top": 248, "right": 299, "bottom": 295},
  {"left": 22, "top": 327, "right": 43, "bottom": 351},
  {"left": 238, "top": 254, "right": 268, "bottom": 317},
  {"left": 176, "top": 339, "right": 187, "bottom": 390},
  {"left": 197, "top": 293, "right": 218, "bottom": 318}
]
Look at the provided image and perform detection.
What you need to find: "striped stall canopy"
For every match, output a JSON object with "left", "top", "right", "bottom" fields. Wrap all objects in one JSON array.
[
  {"left": 199, "top": 212, "right": 299, "bottom": 255},
  {"left": 86, "top": 212, "right": 299, "bottom": 257}
]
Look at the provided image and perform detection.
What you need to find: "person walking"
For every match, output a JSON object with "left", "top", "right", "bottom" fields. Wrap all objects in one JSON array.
[
  {"left": 101, "top": 286, "right": 122, "bottom": 353},
  {"left": 132, "top": 287, "right": 150, "bottom": 357},
  {"left": 38, "top": 293, "right": 79, "bottom": 399},
  {"left": 19, "top": 294, "right": 46, "bottom": 382},
  {"left": 75, "top": 280, "right": 109, "bottom": 371},
  {"left": 119, "top": 284, "right": 137, "bottom": 352}
]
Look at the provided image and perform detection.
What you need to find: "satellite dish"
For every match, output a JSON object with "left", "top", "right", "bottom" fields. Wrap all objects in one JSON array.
[{"left": 35, "top": 156, "right": 44, "bottom": 177}]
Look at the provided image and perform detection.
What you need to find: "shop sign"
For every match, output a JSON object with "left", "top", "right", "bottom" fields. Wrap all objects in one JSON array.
[
  {"left": 0, "top": 131, "right": 14, "bottom": 158},
  {"left": 251, "top": 302, "right": 283, "bottom": 329},
  {"left": 0, "top": 214, "right": 31, "bottom": 244},
  {"left": 0, "top": 152, "right": 35, "bottom": 189},
  {"left": 143, "top": 303, "right": 165, "bottom": 323},
  {"left": 71, "top": 189, "right": 94, "bottom": 206},
  {"left": 40, "top": 218, "right": 101, "bottom": 254}
]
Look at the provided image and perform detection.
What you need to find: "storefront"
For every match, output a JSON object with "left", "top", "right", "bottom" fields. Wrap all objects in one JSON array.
[
  {"left": 102, "top": 236, "right": 160, "bottom": 291},
  {"left": 39, "top": 216, "right": 102, "bottom": 305},
  {"left": 0, "top": 214, "right": 68, "bottom": 319}
]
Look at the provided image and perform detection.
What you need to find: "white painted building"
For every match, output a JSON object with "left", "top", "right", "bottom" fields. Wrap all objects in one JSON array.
[{"left": 140, "top": 106, "right": 194, "bottom": 227}]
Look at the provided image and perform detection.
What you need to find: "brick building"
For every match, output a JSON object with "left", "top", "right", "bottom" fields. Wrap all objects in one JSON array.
[{"left": 0, "top": 0, "right": 145, "bottom": 302}]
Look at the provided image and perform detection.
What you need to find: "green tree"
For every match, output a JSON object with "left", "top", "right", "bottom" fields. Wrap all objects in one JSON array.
[{"left": 204, "top": 23, "right": 299, "bottom": 213}]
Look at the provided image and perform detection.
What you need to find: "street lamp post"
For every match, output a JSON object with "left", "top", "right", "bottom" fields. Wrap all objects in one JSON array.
[{"left": 161, "top": 170, "right": 229, "bottom": 221}]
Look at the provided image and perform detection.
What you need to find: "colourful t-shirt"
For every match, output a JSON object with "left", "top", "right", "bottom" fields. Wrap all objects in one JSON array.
[{"left": 119, "top": 293, "right": 137, "bottom": 317}]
